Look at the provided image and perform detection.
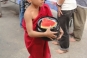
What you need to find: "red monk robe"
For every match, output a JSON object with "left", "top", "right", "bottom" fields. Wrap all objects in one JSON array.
[{"left": 22, "top": 4, "right": 52, "bottom": 58}]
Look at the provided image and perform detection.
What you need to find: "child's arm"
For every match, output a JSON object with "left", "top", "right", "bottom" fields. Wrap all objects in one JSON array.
[
  {"left": 24, "top": 10, "right": 57, "bottom": 39},
  {"left": 57, "top": 27, "right": 64, "bottom": 40}
]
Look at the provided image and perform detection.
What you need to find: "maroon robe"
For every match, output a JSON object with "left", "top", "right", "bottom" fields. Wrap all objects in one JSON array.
[{"left": 22, "top": 4, "right": 52, "bottom": 58}]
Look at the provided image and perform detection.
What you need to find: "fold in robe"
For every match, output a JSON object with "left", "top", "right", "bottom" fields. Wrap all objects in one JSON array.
[{"left": 22, "top": 4, "right": 52, "bottom": 58}]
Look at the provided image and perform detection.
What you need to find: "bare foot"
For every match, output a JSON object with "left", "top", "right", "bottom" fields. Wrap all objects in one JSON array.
[
  {"left": 52, "top": 41, "right": 59, "bottom": 45},
  {"left": 56, "top": 49, "right": 68, "bottom": 54},
  {"left": 70, "top": 37, "right": 76, "bottom": 42}
]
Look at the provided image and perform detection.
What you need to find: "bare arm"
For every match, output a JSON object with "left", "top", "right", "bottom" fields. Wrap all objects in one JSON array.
[
  {"left": 57, "top": 0, "right": 65, "bottom": 5},
  {"left": 24, "top": 11, "right": 46, "bottom": 37},
  {"left": 24, "top": 10, "right": 57, "bottom": 38},
  {"left": 57, "top": 0, "right": 65, "bottom": 17}
]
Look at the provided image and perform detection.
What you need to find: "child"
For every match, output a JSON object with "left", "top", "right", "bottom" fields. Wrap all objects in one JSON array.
[{"left": 22, "top": 0, "right": 63, "bottom": 58}]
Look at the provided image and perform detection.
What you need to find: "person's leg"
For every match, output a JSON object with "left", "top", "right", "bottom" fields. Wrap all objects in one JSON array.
[
  {"left": 56, "top": 10, "right": 73, "bottom": 54},
  {"left": 57, "top": 15, "right": 69, "bottom": 53},
  {"left": 73, "top": 6, "right": 86, "bottom": 41},
  {"left": 0, "top": 1, "right": 2, "bottom": 17}
]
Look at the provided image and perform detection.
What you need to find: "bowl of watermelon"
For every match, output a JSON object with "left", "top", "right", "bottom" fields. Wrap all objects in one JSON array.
[{"left": 37, "top": 16, "right": 60, "bottom": 41}]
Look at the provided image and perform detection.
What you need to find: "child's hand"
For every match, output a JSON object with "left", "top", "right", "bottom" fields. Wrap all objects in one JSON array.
[
  {"left": 57, "top": 34, "right": 62, "bottom": 40},
  {"left": 57, "top": 27, "right": 64, "bottom": 40},
  {"left": 45, "top": 26, "right": 57, "bottom": 40}
]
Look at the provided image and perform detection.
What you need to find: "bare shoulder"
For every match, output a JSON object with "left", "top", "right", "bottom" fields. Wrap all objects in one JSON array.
[{"left": 24, "top": 7, "right": 32, "bottom": 21}]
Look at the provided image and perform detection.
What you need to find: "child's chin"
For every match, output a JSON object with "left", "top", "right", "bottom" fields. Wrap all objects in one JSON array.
[{"left": 40, "top": 4, "right": 44, "bottom": 7}]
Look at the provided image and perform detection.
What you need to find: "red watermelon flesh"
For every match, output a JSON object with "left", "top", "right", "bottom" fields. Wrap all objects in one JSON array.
[{"left": 41, "top": 18, "right": 57, "bottom": 29}]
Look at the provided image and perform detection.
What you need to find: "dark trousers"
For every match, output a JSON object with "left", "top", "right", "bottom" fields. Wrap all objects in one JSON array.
[{"left": 58, "top": 10, "right": 74, "bottom": 50}]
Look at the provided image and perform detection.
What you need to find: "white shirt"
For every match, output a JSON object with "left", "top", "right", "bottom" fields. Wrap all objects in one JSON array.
[
  {"left": 47, "top": 0, "right": 77, "bottom": 10},
  {"left": 61, "top": 0, "right": 77, "bottom": 10},
  {"left": 47, "top": 0, "right": 58, "bottom": 2}
]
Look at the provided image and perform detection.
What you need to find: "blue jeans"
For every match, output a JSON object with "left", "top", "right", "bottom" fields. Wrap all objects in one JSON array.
[{"left": 19, "top": 0, "right": 25, "bottom": 27}]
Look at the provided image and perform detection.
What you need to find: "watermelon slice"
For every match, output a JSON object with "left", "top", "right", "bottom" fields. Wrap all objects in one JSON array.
[{"left": 41, "top": 18, "right": 57, "bottom": 29}]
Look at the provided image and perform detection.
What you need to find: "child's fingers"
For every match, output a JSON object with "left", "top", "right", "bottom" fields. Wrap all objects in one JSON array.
[
  {"left": 50, "top": 35, "right": 57, "bottom": 40},
  {"left": 60, "top": 27, "right": 64, "bottom": 34},
  {"left": 52, "top": 35, "right": 57, "bottom": 38},
  {"left": 57, "top": 37, "right": 61, "bottom": 40},
  {"left": 59, "top": 32, "right": 63, "bottom": 38},
  {"left": 52, "top": 32, "right": 58, "bottom": 34},
  {"left": 57, "top": 35, "right": 62, "bottom": 40}
]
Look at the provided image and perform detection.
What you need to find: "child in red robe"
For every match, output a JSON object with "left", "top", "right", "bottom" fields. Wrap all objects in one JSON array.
[{"left": 22, "top": 0, "right": 63, "bottom": 58}]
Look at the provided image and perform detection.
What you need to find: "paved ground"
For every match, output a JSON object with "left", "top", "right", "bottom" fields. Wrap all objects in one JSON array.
[{"left": 0, "top": 1, "right": 87, "bottom": 58}]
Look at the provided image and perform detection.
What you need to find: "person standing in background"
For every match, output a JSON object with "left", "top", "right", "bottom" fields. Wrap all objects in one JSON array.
[
  {"left": 55, "top": 0, "right": 77, "bottom": 54},
  {"left": 70, "top": 0, "right": 87, "bottom": 42}
]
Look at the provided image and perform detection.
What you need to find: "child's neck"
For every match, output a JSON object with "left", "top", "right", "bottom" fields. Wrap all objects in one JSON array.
[{"left": 30, "top": 4, "right": 40, "bottom": 10}]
